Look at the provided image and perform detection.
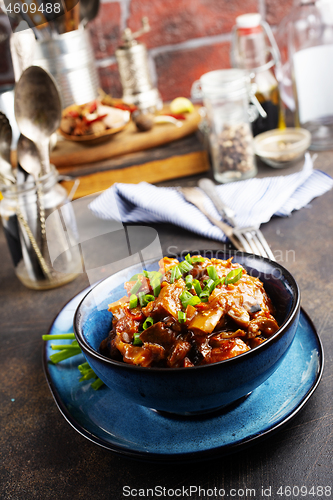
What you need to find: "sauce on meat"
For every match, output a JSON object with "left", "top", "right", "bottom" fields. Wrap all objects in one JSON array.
[{"left": 99, "top": 255, "right": 279, "bottom": 368}]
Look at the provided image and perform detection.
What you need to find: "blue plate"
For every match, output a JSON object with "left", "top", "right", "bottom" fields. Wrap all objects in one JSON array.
[{"left": 43, "top": 288, "right": 324, "bottom": 462}]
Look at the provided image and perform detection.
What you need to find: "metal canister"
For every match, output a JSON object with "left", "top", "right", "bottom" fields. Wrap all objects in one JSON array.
[
  {"left": 115, "top": 18, "right": 162, "bottom": 111},
  {"left": 33, "top": 27, "right": 100, "bottom": 108}
]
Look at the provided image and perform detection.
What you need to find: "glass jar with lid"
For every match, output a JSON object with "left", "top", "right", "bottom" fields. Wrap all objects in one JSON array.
[
  {"left": 0, "top": 165, "right": 82, "bottom": 290},
  {"left": 231, "top": 13, "right": 285, "bottom": 137},
  {"left": 191, "top": 68, "right": 258, "bottom": 183}
]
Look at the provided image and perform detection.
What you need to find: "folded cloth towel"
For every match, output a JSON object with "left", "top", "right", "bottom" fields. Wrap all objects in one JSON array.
[{"left": 89, "top": 153, "right": 333, "bottom": 242}]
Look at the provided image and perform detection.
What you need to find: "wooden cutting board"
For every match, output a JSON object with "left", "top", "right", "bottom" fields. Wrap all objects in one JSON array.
[{"left": 50, "top": 106, "right": 202, "bottom": 169}]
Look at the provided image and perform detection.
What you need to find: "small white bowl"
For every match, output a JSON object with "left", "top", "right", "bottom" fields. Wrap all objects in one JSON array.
[{"left": 254, "top": 128, "right": 311, "bottom": 168}]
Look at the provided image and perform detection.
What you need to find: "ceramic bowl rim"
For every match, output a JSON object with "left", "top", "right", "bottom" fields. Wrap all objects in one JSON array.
[{"left": 73, "top": 250, "right": 300, "bottom": 373}]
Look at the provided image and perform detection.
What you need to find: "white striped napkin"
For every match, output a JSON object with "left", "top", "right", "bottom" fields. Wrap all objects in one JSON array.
[{"left": 89, "top": 153, "right": 333, "bottom": 242}]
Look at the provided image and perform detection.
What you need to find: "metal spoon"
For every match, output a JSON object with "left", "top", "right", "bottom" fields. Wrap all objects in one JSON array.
[
  {"left": 14, "top": 66, "right": 62, "bottom": 177},
  {"left": 16, "top": 133, "right": 48, "bottom": 266},
  {"left": 0, "top": 112, "right": 15, "bottom": 183},
  {"left": 0, "top": 121, "right": 52, "bottom": 280},
  {"left": 17, "top": 133, "right": 42, "bottom": 181}
]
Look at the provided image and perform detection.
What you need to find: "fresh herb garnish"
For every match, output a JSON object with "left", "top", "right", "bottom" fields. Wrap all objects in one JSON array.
[
  {"left": 180, "top": 290, "right": 201, "bottom": 308},
  {"left": 142, "top": 316, "right": 154, "bottom": 330},
  {"left": 129, "top": 294, "right": 138, "bottom": 309},
  {"left": 129, "top": 279, "right": 142, "bottom": 295},
  {"left": 133, "top": 331, "right": 143, "bottom": 345},
  {"left": 42, "top": 333, "right": 104, "bottom": 390},
  {"left": 178, "top": 311, "right": 186, "bottom": 324},
  {"left": 207, "top": 265, "right": 219, "bottom": 281},
  {"left": 225, "top": 268, "right": 243, "bottom": 285}
]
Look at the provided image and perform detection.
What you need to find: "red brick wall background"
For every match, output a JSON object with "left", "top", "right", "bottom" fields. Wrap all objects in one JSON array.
[{"left": 89, "top": 0, "right": 294, "bottom": 102}]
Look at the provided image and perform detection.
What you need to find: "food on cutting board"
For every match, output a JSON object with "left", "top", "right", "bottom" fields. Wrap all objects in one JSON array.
[
  {"left": 60, "top": 99, "right": 131, "bottom": 137},
  {"left": 170, "top": 97, "right": 194, "bottom": 114}
]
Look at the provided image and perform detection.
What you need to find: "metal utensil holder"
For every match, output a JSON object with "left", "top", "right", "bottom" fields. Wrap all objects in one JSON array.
[{"left": 33, "top": 27, "right": 100, "bottom": 108}]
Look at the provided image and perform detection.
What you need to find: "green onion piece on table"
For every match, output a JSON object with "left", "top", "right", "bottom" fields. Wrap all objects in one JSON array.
[
  {"left": 129, "top": 294, "right": 138, "bottom": 309},
  {"left": 178, "top": 311, "right": 186, "bottom": 324},
  {"left": 79, "top": 368, "right": 97, "bottom": 382},
  {"left": 50, "top": 343, "right": 79, "bottom": 350},
  {"left": 42, "top": 333, "right": 75, "bottom": 341},
  {"left": 225, "top": 268, "right": 243, "bottom": 285},
  {"left": 91, "top": 378, "right": 104, "bottom": 390},
  {"left": 78, "top": 361, "right": 90, "bottom": 373},
  {"left": 49, "top": 348, "right": 82, "bottom": 364}
]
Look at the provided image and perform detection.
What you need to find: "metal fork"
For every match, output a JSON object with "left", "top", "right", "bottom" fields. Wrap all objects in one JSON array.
[{"left": 179, "top": 186, "right": 275, "bottom": 261}]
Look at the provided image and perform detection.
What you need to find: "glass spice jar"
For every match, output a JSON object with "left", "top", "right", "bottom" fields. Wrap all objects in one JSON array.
[
  {"left": 0, "top": 165, "right": 82, "bottom": 290},
  {"left": 192, "top": 68, "right": 258, "bottom": 183}
]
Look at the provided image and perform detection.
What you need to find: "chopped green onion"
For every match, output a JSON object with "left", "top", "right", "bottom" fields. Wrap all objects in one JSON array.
[
  {"left": 192, "top": 279, "right": 202, "bottom": 296},
  {"left": 185, "top": 274, "right": 193, "bottom": 289},
  {"left": 129, "top": 273, "right": 141, "bottom": 281},
  {"left": 50, "top": 343, "right": 79, "bottom": 350},
  {"left": 91, "top": 378, "right": 104, "bottom": 390},
  {"left": 207, "top": 265, "right": 219, "bottom": 281},
  {"left": 151, "top": 279, "right": 161, "bottom": 297},
  {"left": 49, "top": 348, "right": 82, "bottom": 364},
  {"left": 129, "top": 294, "right": 138, "bottom": 309},
  {"left": 42, "top": 333, "right": 75, "bottom": 340},
  {"left": 78, "top": 362, "right": 90, "bottom": 374},
  {"left": 170, "top": 265, "right": 182, "bottom": 283},
  {"left": 79, "top": 368, "right": 96, "bottom": 382},
  {"left": 178, "top": 311, "right": 187, "bottom": 324},
  {"left": 191, "top": 256, "right": 205, "bottom": 263},
  {"left": 142, "top": 316, "right": 154, "bottom": 330},
  {"left": 199, "top": 290, "right": 210, "bottom": 300},
  {"left": 178, "top": 260, "right": 193, "bottom": 274},
  {"left": 138, "top": 291, "right": 146, "bottom": 307},
  {"left": 180, "top": 290, "right": 201, "bottom": 308},
  {"left": 189, "top": 296, "right": 201, "bottom": 306},
  {"left": 225, "top": 268, "right": 243, "bottom": 285},
  {"left": 185, "top": 253, "right": 192, "bottom": 264},
  {"left": 204, "top": 279, "right": 216, "bottom": 293},
  {"left": 144, "top": 270, "right": 162, "bottom": 281},
  {"left": 130, "top": 279, "right": 142, "bottom": 295},
  {"left": 133, "top": 331, "right": 143, "bottom": 346},
  {"left": 144, "top": 294, "right": 155, "bottom": 305},
  {"left": 215, "top": 277, "right": 225, "bottom": 287}
]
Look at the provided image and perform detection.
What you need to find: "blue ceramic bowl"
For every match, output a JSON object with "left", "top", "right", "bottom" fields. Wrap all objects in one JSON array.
[{"left": 74, "top": 251, "right": 300, "bottom": 415}]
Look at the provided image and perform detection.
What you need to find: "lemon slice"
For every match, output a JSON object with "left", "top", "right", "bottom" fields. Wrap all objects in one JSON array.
[{"left": 170, "top": 97, "right": 194, "bottom": 114}]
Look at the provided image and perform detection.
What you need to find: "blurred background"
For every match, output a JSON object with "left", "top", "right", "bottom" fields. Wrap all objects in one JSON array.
[
  {"left": 89, "top": 0, "right": 293, "bottom": 102},
  {"left": 0, "top": 0, "right": 293, "bottom": 101}
]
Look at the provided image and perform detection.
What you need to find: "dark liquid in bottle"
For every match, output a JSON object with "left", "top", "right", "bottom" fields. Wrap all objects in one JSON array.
[{"left": 252, "top": 86, "right": 284, "bottom": 136}]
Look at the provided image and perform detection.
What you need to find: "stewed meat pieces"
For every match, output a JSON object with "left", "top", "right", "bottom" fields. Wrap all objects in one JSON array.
[{"left": 99, "top": 255, "right": 279, "bottom": 368}]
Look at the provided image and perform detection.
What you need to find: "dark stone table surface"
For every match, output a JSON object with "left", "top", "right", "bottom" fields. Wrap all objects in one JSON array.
[{"left": 1, "top": 152, "right": 333, "bottom": 499}]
